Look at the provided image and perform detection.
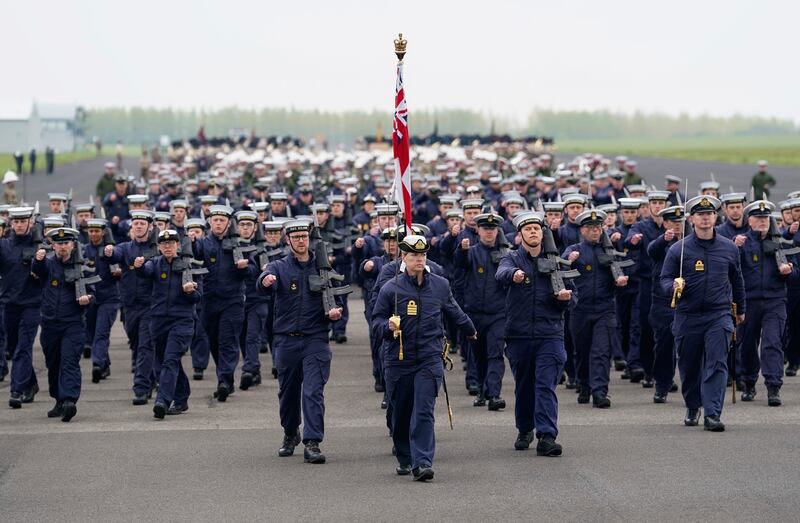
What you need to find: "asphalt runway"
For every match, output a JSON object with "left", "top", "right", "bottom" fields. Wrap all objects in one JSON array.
[{"left": 2, "top": 291, "right": 800, "bottom": 522}]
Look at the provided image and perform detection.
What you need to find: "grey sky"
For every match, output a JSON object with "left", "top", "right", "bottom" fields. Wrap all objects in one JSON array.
[{"left": 4, "top": 0, "right": 798, "bottom": 123}]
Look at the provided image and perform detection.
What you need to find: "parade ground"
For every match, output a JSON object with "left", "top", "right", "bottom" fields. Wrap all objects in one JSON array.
[{"left": 2, "top": 286, "right": 800, "bottom": 522}]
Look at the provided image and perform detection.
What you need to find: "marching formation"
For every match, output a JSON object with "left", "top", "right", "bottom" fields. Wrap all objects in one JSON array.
[{"left": 1, "top": 143, "right": 796, "bottom": 482}]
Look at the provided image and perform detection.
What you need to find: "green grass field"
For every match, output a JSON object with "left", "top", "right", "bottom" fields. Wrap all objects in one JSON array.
[
  {"left": 556, "top": 135, "right": 800, "bottom": 167},
  {"left": 0, "top": 147, "right": 141, "bottom": 176}
]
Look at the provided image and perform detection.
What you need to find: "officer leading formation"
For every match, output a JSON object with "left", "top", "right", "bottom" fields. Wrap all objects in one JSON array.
[{"left": 0, "top": 142, "right": 796, "bottom": 481}]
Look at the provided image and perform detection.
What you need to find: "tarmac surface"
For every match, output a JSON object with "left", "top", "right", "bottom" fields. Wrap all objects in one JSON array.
[
  {"left": 1, "top": 154, "right": 800, "bottom": 522},
  {"left": 2, "top": 292, "right": 800, "bottom": 522}
]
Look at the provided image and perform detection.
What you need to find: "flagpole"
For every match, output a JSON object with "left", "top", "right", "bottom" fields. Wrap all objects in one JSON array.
[{"left": 392, "top": 33, "right": 412, "bottom": 235}]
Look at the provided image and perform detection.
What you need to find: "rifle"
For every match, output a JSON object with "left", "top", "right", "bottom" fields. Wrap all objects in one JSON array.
[
  {"left": 537, "top": 226, "right": 580, "bottom": 295},
  {"left": 252, "top": 219, "right": 270, "bottom": 270},
  {"left": 309, "top": 212, "right": 352, "bottom": 318},
  {"left": 222, "top": 218, "right": 257, "bottom": 263},
  {"left": 598, "top": 229, "right": 635, "bottom": 280},
  {"left": 97, "top": 203, "right": 121, "bottom": 273},
  {"left": 63, "top": 244, "right": 102, "bottom": 301},
  {"left": 23, "top": 203, "right": 46, "bottom": 262},
  {"left": 764, "top": 216, "right": 800, "bottom": 269},
  {"left": 141, "top": 226, "right": 159, "bottom": 260},
  {"left": 175, "top": 234, "right": 208, "bottom": 285}
]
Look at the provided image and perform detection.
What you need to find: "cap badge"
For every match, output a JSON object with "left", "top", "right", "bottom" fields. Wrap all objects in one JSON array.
[
  {"left": 759, "top": 202, "right": 766, "bottom": 211},
  {"left": 414, "top": 238, "right": 425, "bottom": 250},
  {"left": 477, "top": 266, "right": 485, "bottom": 274},
  {"left": 700, "top": 198, "right": 710, "bottom": 207}
]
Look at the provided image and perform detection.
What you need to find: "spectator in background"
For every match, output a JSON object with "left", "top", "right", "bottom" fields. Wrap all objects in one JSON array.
[
  {"left": 3, "top": 171, "right": 19, "bottom": 204},
  {"left": 45, "top": 147, "right": 55, "bottom": 175},
  {"left": 28, "top": 149, "right": 36, "bottom": 175},
  {"left": 751, "top": 160, "right": 776, "bottom": 200},
  {"left": 13, "top": 151, "right": 23, "bottom": 174}
]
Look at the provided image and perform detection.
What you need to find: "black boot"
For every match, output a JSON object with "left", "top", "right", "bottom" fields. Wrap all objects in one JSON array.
[
  {"left": 82, "top": 346, "right": 91, "bottom": 359},
  {"left": 621, "top": 368, "right": 631, "bottom": 380},
  {"left": 100, "top": 366, "right": 111, "bottom": 380},
  {"left": 629, "top": 368, "right": 645, "bottom": 383},
  {"left": 514, "top": 431, "right": 534, "bottom": 450},
  {"left": 374, "top": 380, "right": 385, "bottom": 393},
  {"left": 132, "top": 392, "right": 149, "bottom": 406},
  {"left": 577, "top": 388, "right": 590, "bottom": 404},
  {"left": 303, "top": 440, "right": 326, "bottom": 464},
  {"left": 670, "top": 381, "right": 679, "bottom": 392},
  {"left": 472, "top": 394, "right": 486, "bottom": 407},
  {"left": 239, "top": 372, "right": 254, "bottom": 391},
  {"left": 21, "top": 384, "right": 39, "bottom": 404},
  {"left": 487, "top": 397, "right": 506, "bottom": 411},
  {"left": 47, "top": 401, "right": 63, "bottom": 418},
  {"left": 92, "top": 366, "right": 103, "bottom": 384},
  {"left": 641, "top": 376, "right": 654, "bottom": 389},
  {"left": 786, "top": 364, "right": 798, "bottom": 377},
  {"left": 334, "top": 333, "right": 347, "bottom": 344},
  {"left": 396, "top": 464, "right": 412, "bottom": 476},
  {"left": 252, "top": 373, "right": 262, "bottom": 386},
  {"left": 467, "top": 383, "right": 480, "bottom": 396},
  {"left": 214, "top": 383, "right": 230, "bottom": 402},
  {"left": 167, "top": 402, "right": 188, "bottom": 415},
  {"left": 0, "top": 366, "right": 7, "bottom": 381},
  {"left": 767, "top": 386, "right": 782, "bottom": 407},
  {"left": 565, "top": 379, "right": 577, "bottom": 390},
  {"left": 61, "top": 400, "right": 77, "bottom": 422},
  {"left": 741, "top": 383, "right": 756, "bottom": 402},
  {"left": 380, "top": 397, "right": 388, "bottom": 410},
  {"left": 536, "top": 435, "right": 563, "bottom": 457},
  {"left": 412, "top": 467, "right": 434, "bottom": 482},
  {"left": 9, "top": 392, "right": 22, "bottom": 409},
  {"left": 192, "top": 368, "right": 204, "bottom": 381},
  {"left": 278, "top": 432, "right": 301, "bottom": 457},
  {"left": 653, "top": 391, "right": 668, "bottom": 404},
  {"left": 684, "top": 408, "right": 700, "bottom": 426},
  {"left": 703, "top": 415, "right": 725, "bottom": 432},
  {"left": 614, "top": 358, "right": 627, "bottom": 372},
  {"left": 592, "top": 394, "right": 611, "bottom": 409},
  {"left": 153, "top": 402, "right": 167, "bottom": 419},
  {"left": 271, "top": 367, "right": 278, "bottom": 379}
]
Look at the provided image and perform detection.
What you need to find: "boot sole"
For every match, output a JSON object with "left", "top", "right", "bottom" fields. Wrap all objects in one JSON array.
[
  {"left": 304, "top": 456, "right": 326, "bottom": 464},
  {"left": 537, "top": 447, "right": 563, "bottom": 457}
]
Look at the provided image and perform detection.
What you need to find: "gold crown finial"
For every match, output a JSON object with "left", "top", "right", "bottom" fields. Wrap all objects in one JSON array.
[{"left": 394, "top": 33, "right": 407, "bottom": 61}]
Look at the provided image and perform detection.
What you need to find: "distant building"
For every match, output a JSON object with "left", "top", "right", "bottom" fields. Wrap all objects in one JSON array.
[{"left": 0, "top": 102, "right": 85, "bottom": 152}]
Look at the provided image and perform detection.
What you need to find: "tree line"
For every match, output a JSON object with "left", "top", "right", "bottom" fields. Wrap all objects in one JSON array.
[{"left": 84, "top": 106, "right": 799, "bottom": 145}]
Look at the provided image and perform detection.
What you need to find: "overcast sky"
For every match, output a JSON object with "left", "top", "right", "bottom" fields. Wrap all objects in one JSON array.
[{"left": 3, "top": 0, "right": 798, "bottom": 122}]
